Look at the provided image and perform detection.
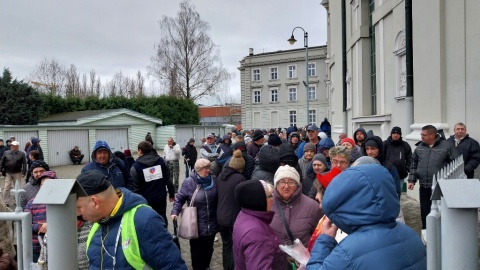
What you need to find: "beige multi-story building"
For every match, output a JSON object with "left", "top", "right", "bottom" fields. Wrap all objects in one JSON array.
[
  {"left": 323, "top": 0, "right": 480, "bottom": 197},
  {"left": 239, "top": 46, "right": 328, "bottom": 130}
]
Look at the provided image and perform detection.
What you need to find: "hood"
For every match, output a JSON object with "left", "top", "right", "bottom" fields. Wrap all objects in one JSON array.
[
  {"left": 107, "top": 188, "right": 148, "bottom": 223},
  {"left": 137, "top": 153, "right": 161, "bottom": 166},
  {"left": 31, "top": 137, "right": 40, "bottom": 145},
  {"left": 258, "top": 145, "right": 280, "bottom": 173},
  {"left": 318, "top": 137, "right": 335, "bottom": 149},
  {"left": 91, "top": 140, "right": 113, "bottom": 163},
  {"left": 353, "top": 128, "right": 367, "bottom": 144},
  {"left": 322, "top": 164, "right": 399, "bottom": 234},
  {"left": 361, "top": 136, "right": 385, "bottom": 164},
  {"left": 278, "top": 143, "right": 298, "bottom": 167}
]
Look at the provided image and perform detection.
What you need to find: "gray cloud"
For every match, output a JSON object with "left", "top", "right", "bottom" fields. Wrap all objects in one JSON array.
[{"left": 0, "top": 1, "right": 326, "bottom": 103}]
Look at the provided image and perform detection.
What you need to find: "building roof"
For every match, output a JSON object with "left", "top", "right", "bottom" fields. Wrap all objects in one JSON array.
[
  {"left": 39, "top": 108, "right": 163, "bottom": 125},
  {"left": 199, "top": 106, "right": 241, "bottom": 117}
]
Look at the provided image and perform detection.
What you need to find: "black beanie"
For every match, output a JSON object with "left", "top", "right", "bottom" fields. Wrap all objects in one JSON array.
[
  {"left": 267, "top": 134, "right": 282, "bottom": 146},
  {"left": 252, "top": 130, "right": 264, "bottom": 141},
  {"left": 234, "top": 180, "right": 267, "bottom": 211},
  {"left": 364, "top": 139, "right": 380, "bottom": 148},
  {"left": 30, "top": 160, "right": 50, "bottom": 172},
  {"left": 391, "top": 126, "right": 402, "bottom": 135}
]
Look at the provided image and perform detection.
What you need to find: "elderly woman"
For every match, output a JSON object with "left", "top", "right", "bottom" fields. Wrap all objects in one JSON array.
[
  {"left": 270, "top": 165, "right": 323, "bottom": 248},
  {"left": 316, "top": 146, "right": 351, "bottom": 188},
  {"left": 171, "top": 159, "right": 218, "bottom": 270},
  {"left": 233, "top": 180, "right": 289, "bottom": 270}
]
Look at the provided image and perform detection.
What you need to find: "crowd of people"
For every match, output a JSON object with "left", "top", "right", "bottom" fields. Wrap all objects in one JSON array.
[{"left": 1, "top": 121, "right": 479, "bottom": 269}]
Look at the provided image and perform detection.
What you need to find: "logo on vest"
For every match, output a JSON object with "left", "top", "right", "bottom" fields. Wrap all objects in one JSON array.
[{"left": 122, "top": 238, "right": 131, "bottom": 250}]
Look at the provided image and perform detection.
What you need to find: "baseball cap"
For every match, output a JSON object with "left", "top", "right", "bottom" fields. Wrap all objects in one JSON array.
[
  {"left": 306, "top": 124, "right": 319, "bottom": 131},
  {"left": 76, "top": 170, "right": 111, "bottom": 196}
]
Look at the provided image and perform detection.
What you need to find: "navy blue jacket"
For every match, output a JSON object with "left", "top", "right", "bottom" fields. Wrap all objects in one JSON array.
[
  {"left": 447, "top": 134, "right": 480, "bottom": 178},
  {"left": 171, "top": 172, "right": 218, "bottom": 236},
  {"left": 82, "top": 141, "right": 133, "bottom": 190},
  {"left": 307, "top": 164, "right": 426, "bottom": 269},
  {"left": 87, "top": 188, "right": 186, "bottom": 269},
  {"left": 130, "top": 153, "right": 174, "bottom": 203}
]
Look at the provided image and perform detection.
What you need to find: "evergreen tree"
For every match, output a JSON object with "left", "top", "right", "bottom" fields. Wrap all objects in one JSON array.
[{"left": 0, "top": 69, "right": 43, "bottom": 125}]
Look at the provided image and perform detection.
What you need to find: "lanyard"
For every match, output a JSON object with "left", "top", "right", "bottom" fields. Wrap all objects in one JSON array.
[{"left": 102, "top": 217, "right": 123, "bottom": 270}]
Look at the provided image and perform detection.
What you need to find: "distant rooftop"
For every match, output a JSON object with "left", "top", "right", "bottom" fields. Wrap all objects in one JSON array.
[{"left": 39, "top": 109, "right": 122, "bottom": 123}]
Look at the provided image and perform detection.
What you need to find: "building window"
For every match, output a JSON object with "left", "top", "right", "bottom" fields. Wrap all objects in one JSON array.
[
  {"left": 308, "top": 84, "right": 316, "bottom": 100},
  {"left": 369, "top": 0, "right": 377, "bottom": 115},
  {"left": 252, "top": 69, "right": 261, "bottom": 81},
  {"left": 288, "top": 87, "right": 297, "bottom": 101},
  {"left": 289, "top": 111, "right": 297, "bottom": 126},
  {"left": 288, "top": 65, "right": 296, "bottom": 78},
  {"left": 270, "top": 88, "right": 278, "bottom": 102},
  {"left": 253, "top": 89, "right": 261, "bottom": 103},
  {"left": 309, "top": 109, "right": 316, "bottom": 126},
  {"left": 270, "top": 67, "right": 278, "bottom": 80},
  {"left": 308, "top": 63, "right": 316, "bottom": 76}
]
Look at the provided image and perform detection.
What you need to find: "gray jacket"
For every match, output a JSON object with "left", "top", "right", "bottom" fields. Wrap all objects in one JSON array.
[{"left": 408, "top": 136, "right": 459, "bottom": 188}]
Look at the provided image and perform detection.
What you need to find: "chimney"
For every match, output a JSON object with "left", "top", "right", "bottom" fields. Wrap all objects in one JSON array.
[{"left": 249, "top": 48, "right": 254, "bottom": 56}]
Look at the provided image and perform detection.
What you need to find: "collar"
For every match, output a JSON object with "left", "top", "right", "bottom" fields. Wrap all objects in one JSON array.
[{"left": 110, "top": 190, "right": 123, "bottom": 217}]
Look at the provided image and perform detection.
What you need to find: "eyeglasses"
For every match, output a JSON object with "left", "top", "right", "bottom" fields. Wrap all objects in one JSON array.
[
  {"left": 331, "top": 159, "right": 348, "bottom": 166},
  {"left": 278, "top": 181, "right": 297, "bottom": 187}
]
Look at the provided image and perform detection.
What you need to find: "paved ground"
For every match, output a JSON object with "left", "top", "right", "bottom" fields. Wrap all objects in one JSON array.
[{"left": 2, "top": 160, "right": 422, "bottom": 270}]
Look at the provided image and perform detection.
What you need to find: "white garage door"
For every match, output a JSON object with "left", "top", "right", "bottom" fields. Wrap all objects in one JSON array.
[
  {"left": 3, "top": 131, "right": 39, "bottom": 151},
  {"left": 96, "top": 129, "right": 129, "bottom": 153},
  {"left": 48, "top": 130, "right": 89, "bottom": 166}
]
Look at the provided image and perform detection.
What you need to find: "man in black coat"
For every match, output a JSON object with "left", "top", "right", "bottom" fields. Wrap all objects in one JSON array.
[
  {"left": 383, "top": 126, "right": 412, "bottom": 180},
  {"left": 182, "top": 138, "right": 198, "bottom": 178},
  {"left": 446, "top": 122, "right": 480, "bottom": 178}
]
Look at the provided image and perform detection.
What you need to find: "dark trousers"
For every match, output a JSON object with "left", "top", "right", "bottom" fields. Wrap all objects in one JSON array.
[
  {"left": 71, "top": 154, "right": 84, "bottom": 164},
  {"left": 190, "top": 234, "right": 216, "bottom": 270},
  {"left": 419, "top": 186, "right": 432, "bottom": 229},
  {"left": 149, "top": 198, "right": 168, "bottom": 229},
  {"left": 219, "top": 225, "right": 234, "bottom": 270}
]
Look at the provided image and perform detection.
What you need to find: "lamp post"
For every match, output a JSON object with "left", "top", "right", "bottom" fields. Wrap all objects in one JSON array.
[{"left": 288, "top": 27, "right": 309, "bottom": 126}]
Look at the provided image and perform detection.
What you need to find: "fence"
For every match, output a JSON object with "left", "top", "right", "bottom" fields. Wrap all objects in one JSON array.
[
  {"left": 426, "top": 155, "right": 480, "bottom": 270},
  {"left": 0, "top": 181, "right": 34, "bottom": 269}
]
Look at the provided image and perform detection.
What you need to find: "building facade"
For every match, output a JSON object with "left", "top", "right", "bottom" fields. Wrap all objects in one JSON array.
[
  {"left": 323, "top": 0, "right": 480, "bottom": 197},
  {"left": 198, "top": 105, "right": 241, "bottom": 126},
  {"left": 239, "top": 46, "right": 328, "bottom": 130}
]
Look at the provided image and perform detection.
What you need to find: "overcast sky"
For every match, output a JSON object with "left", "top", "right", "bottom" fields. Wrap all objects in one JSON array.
[{"left": 0, "top": 1, "right": 327, "bottom": 105}]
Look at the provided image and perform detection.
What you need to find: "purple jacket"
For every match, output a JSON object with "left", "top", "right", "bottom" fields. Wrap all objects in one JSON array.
[
  {"left": 233, "top": 209, "right": 289, "bottom": 270},
  {"left": 171, "top": 172, "right": 218, "bottom": 236}
]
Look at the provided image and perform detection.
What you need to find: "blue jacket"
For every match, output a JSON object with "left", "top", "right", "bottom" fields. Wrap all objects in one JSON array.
[
  {"left": 87, "top": 188, "right": 186, "bottom": 269},
  {"left": 82, "top": 141, "right": 133, "bottom": 190},
  {"left": 171, "top": 172, "right": 218, "bottom": 236},
  {"left": 307, "top": 164, "right": 426, "bottom": 269}
]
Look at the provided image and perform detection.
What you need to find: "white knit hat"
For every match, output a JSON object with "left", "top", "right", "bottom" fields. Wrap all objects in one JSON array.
[{"left": 274, "top": 165, "right": 300, "bottom": 187}]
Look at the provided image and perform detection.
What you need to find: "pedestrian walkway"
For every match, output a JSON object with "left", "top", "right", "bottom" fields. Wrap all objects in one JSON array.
[{"left": 1, "top": 162, "right": 423, "bottom": 270}]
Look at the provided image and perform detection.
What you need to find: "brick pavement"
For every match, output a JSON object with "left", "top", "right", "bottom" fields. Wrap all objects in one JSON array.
[{"left": 1, "top": 160, "right": 423, "bottom": 270}]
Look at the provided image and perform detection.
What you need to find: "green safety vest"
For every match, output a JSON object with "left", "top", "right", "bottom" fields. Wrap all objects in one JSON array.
[{"left": 86, "top": 204, "right": 152, "bottom": 270}]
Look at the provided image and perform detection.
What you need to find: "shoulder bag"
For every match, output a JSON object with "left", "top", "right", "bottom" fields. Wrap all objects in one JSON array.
[{"left": 178, "top": 185, "right": 201, "bottom": 239}]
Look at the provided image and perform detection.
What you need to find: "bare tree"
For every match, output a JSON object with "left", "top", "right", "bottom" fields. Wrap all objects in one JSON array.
[
  {"left": 149, "top": 0, "right": 231, "bottom": 101},
  {"left": 65, "top": 64, "right": 80, "bottom": 97},
  {"left": 29, "top": 58, "right": 67, "bottom": 95}
]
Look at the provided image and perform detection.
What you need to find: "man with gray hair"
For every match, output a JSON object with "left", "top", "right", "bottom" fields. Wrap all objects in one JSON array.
[
  {"left": 0, "top": 141, "right": 27, "bottom": 206},
  {"left": 164, "top": 137, "right": 181, "bottom": 192},
  {"left": 446, "top": 122, "right": 480, "bottom": 179}
]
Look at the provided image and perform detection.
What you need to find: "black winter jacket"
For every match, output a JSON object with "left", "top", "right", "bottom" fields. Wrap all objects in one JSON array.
[
  {"left": 216, "top": 166, "right": 245, "bottom": 227},
  {"left": 383, "top": 136, "right": 412, "bottom": 179},
  {"left": 447, "top": 134, "right": 480, "bottom": 178},
  {"left": 408, "top": 136, "right": 459, "bottom": 188},
  {"left": 182, "top": 144, "right": 198, "bottom": 169}
]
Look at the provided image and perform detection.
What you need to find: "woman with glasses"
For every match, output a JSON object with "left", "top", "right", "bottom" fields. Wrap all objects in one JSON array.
[{"left": 270, "top": 165, "right": 323, "bottom": 249}]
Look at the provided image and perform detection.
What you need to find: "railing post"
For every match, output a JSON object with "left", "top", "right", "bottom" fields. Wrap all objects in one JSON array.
[{"left": 427, "top": 174, "right": 441, "bottom": 270}]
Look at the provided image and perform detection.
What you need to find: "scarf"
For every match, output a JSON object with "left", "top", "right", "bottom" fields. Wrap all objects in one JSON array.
[{"left": 196, "top": 174, "right": 214, "bottom": 190}]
